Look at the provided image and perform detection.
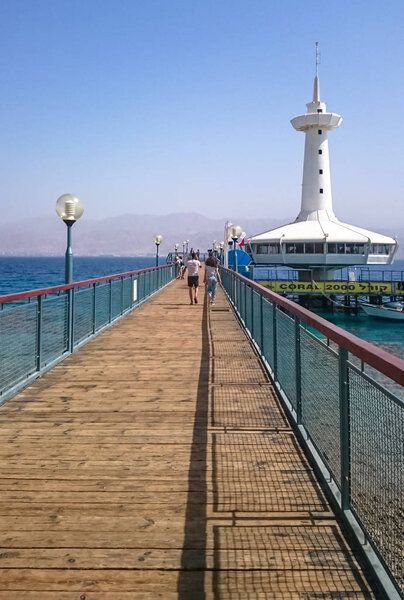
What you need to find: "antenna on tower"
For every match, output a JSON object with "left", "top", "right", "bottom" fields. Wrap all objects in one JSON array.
[
  {"left": 315, "top": 42, "right": 320, "bottom": 78},
  {"left": 312, "top": 42, "right": 321, "bottom": 102}
]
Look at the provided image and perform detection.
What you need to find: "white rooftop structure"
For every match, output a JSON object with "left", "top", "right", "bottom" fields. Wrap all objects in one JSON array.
[{"left": 248, "top": 44, "right": 398, "bottom": 279}]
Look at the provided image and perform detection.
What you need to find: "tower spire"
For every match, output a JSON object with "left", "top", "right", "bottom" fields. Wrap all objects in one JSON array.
[
  {"left": 313, "top": 42, "right": 320, "bottom": 102},
  {"left": 291, "top": 44, "right": 342, "bottom": 222}
]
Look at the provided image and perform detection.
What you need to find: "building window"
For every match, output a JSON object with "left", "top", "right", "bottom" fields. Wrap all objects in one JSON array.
[
  {"left": 318, "top": 129, "right": 322, "bottom": 134},
  {"left": 317, "top": 109, "right": 323, "bottom": 113},
  {"left": 319, "top": 189, "right": 323, "bottom": 193},
  {"left": 268, "top": 243, "right": 280, "bottom": 254},
  {"left": 256, "top": 244, "right": 268, "bottom": 254},
  {"left": 327, "top": 243, "right": 348, "bottom": 254},
  {"left": 345, "top": 243, "right": 361, "bottom": 254},
  {"left": 318, "top": 149, "right": 322, "bottom": 154},
  {"left": 319, "top": 169, "right": 323, "bottom": 174},
  {"left": 370, "top": 244, "right": 390, "bottom": 255},
  {"left": 305, "top": 242, "right": 323, "bottom": 254}
]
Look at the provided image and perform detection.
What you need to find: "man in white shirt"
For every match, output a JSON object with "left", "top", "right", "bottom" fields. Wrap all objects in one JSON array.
[{"left": 182, "top": 252, "right": 201, "bottom": 304}]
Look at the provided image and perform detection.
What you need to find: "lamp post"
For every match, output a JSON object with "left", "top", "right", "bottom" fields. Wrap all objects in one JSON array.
[
  {"left": 174, "top": 243, "right": 179, "bottom": 256},
  {"left": 230, "top": 224, "right": 242, "bottom": 272},
  {"left": 219, "top": 241, "right": 224, "bottom": 263},
  {"left": 183, "top": 240, "right": 186, "bottom": 257},
  {"left": 186, "top": 240, "right": 189, "bottom": 255},
  {"left": 56, "top": 194, "right": 84, "bottom": 284},
  {"left": 153, "top": 234, "right": 163, "bottom": 267}
]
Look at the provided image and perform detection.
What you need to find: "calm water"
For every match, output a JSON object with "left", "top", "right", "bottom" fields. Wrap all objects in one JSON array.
[
  {"left": 0, "top": 256, "right": 156, "bottom": 295},
  {"left": 316, "top": 309, "right": 404, "bottom": 359}
]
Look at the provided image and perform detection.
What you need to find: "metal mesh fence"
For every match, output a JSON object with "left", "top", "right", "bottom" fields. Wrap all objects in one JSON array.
[
  {"left": 262, "top": 298, "right": 274, "bottom": 368},
  {"left": 41, "top": 295, "right": 68, "bottom": 366},
  {"left": 123, "top": 277, "right": 132, "bottom": 311},
  {"left": 252, "top": 290, "right": 261, "bottom": 344},
  {"left": 138, "top": 272, "right": 145, "bottom": 302},
  {"left": 0, "top": 267, "right": 174, "bottom": 401},
  {"left": 300, "top": 328, "right": 341, "bottom": 485},
  {"left": 220, "top": 269, "right": 404, "bottom": 596},
  {"left": 144, "top": 271, "right": 150, "bottom": 298},
  {"left": 239, "top": 279, "right": 245, "bottom": 323},
  {"left": 0, "top": 303, "right": 37, "bottom": 393},
  {"left": 73, "top": 287, "right": 94, "bottom": 346},
  {"left": 349, "top": 367, "right": 404, "bottom": 593},
  {"left": 245, "top": 284, "right": 252, "bottom": 334},
  {"left": 276, "top": 310, "right": 297, "bottom": 409},
  {"left": 95, "top": 283, "right": 110, "bottom": 330},
  {"left": 111, "top": 278, "right": 122, "bottom": 319}
]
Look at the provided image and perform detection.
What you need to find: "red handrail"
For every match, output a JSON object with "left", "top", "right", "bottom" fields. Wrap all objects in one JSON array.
[
  {"left": 0, "top": 264, "right": 172, "bottom": 305},
  {"left": 224, "top": 268, "right": 404, "bottom": 388}
]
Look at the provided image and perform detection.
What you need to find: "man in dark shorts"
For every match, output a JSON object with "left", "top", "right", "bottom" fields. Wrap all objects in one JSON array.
[{"left": 182, "top": 252, "right": 201, "bottom": 304}]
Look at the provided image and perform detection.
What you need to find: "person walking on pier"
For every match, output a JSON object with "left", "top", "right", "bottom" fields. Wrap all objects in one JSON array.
[
  {"left": 204, "top": 253, "right": 221, "bottom": 305},
  {"left": 182, "top": 252, "right": 201, "bottom": 304}
]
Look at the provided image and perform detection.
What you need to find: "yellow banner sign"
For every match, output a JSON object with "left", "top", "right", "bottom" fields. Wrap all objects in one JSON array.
[{"left": 259, "top": 281, "right": 393, "bottom": 294}]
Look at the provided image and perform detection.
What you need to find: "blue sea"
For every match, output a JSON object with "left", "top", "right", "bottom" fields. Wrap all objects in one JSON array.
[
  {"left": 0, "top": 256, "right": 157, "bottom": 296},
  {"left": 1, "top": 256, "right": 404, "bottom": 357}
]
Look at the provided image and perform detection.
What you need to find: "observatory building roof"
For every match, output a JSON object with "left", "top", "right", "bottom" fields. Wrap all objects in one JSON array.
[{"left": 250, "top": 218, "right": 395, "bottom": 245}]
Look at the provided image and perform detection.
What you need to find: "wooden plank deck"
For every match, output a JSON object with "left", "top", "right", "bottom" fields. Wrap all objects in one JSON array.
[{"left": 0, "top": 277, "right": 378, "bottom": 598}]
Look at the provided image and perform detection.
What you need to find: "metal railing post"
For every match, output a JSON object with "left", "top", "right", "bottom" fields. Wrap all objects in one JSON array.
[
  {"left": 260, "top": 294, "right": 264, "bottom": 354},
  {"left": 68, "top": 288, "right": 74, "bottom": 353},
  {"left": 109, "top": 280, "right": 112, "bottom": 323},
  {"left": 273, "top": 303, "right": 278, "bottom": 381},
  {"left": 244, "top": 280, "right": 247, "bottom": 323},
  {"left": 250, "top": 286, "right": 254, "bottom": 339},
  {"left": 36, "top": 295, "right": 43, "bottom": 371},
  {"left": 339, "top": 347, "right": 351, "bottom": 510},
  {"left": 92, "top": 283, "right": 96, "bottom": 334},
  {"left": 121, "top": 277, "right": 124, "bottom": 315},
  {"left": 295, "top": 315, "right": 302, "bottom": 424}
]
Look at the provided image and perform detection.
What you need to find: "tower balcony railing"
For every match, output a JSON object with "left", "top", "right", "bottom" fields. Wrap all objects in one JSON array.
[
  {"left": 0, "top": 264, "right": 177, "bottom": 405},
  {"left": 221, "top": 267, "right": 404, "bottom": 599}
]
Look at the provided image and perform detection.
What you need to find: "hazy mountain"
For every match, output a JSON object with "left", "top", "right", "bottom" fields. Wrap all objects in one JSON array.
[
  {"left": 0, "top": 212, "right": 402, "bottom": 259},
  {"left": 0, "top": 213, "right": 289, "bottom": 257}
]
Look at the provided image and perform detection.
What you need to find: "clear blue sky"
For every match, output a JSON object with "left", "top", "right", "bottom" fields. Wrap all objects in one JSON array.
[{"left": 0, "top": 0, "right": 403, "bottom": 228}]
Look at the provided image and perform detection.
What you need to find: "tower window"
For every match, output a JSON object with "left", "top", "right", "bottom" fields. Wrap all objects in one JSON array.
[
  {"left": 318, "top": 149, "right": 322, "bottom": 155},
  {"left": 319, "top": 189, "right": 323, "bottom": 193},
  {"left": 318, "top": 129, "right": 322, "bottom": 134},
  {"left": 317, "top": 109, "right": 323, "bottom": 113},
  {"left": 319, "top": 169, "right": 323, "bottom": 174}
]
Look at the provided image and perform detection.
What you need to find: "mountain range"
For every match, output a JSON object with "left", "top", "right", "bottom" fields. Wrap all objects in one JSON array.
[{"left": 0, "top": 212, "right": 402, "bottom": 258}]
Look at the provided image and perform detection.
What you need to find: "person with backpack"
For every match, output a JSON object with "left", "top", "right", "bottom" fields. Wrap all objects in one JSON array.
[{"left": 204, "top": 252, "right": 221, "bottom": 306}]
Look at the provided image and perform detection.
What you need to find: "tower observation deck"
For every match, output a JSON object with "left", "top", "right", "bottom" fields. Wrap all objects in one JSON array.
[{"left": 248, "top": 45, "right": 398, "bottom": 280}]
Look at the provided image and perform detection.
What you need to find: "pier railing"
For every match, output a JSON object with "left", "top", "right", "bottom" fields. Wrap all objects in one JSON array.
[
  {"left": 0, "top": 265, "right": 177, "bottom": 404},
  {"left": 221, "top": 267, "right": 404, "bottom": 599}
]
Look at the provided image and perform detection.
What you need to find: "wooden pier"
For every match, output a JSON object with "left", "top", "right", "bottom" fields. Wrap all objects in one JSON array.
[{"left": 0, "top": 277, "right": 378, "bottom": 598}]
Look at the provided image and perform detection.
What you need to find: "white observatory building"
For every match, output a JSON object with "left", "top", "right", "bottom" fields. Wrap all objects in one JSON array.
[{"left": 248, "top": 46, "right": 397, "bottom": 280}]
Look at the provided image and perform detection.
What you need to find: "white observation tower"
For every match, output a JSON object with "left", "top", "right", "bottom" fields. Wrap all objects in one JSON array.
[
  {"left": 291, "top": 43, "right": 342, "bottom": 223},
  {"left": 248, "top": 44, "right": 397, "bottom": 280}
]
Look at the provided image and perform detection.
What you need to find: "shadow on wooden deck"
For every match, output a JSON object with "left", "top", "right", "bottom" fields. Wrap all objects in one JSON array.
[{"left": 178, "top": 294, "right": 210, "bottom": 599}]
